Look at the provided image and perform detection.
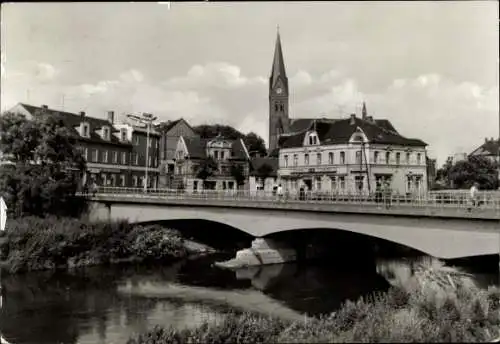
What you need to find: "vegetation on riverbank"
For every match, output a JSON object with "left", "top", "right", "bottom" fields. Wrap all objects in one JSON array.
[
  {"left": 0, "top": 216, "right": 212, "bottom": 273},
  {"left": 127, "top": 263, "right": 500, "bottom": 343}
]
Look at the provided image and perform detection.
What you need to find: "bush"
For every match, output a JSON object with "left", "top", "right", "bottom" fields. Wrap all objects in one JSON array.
[
  {"left": 0, "top": 217, "right": 189, "bottom": 273},
  {"left": 127, "top": 278, "right": 500, "bottom": 344}
]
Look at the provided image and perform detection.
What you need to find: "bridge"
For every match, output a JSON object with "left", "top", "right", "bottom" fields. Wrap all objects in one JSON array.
[{"left": 84, "top": 187, "right": 500, "bottom": 266}]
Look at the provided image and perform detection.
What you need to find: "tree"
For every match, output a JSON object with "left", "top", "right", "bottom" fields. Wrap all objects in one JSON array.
[
  {"left": 0, "top": 112, "right": 86, "bottom": 217},
  {"left": 195, "top": 156, "right": 218, "bottom": 188},
  {"left": 230, "top": 163, "right": 246, "bottom": 188},
  {"left": 193, "top": 124, "right": 268, "bottom": 156},
  {"left": 243, "top": 132, "right": 267, "bottom": 156},
  {"left": 256, "top": 163, "right": 275, "bottom": 181},
  {"left": 448, "top": 156, "right": 498, "bottom": 190}
]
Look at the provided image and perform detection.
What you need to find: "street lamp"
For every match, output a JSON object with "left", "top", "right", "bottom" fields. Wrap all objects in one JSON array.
[{"left": 126, "top": 112, "right": 158, "bottom": 191}]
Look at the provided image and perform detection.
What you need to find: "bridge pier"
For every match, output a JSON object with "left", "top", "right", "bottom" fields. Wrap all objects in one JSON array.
[{"left": 215, "top": 238, "right": 298, "bottom": 268}]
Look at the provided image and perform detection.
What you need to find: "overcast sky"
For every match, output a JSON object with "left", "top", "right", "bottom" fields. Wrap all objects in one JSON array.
[{"left": 1, "top": 2, "right": 498, "bottom": 165}]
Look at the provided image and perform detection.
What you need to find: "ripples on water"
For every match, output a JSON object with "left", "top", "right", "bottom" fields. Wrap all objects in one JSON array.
[{"left": 0, "top": 254, "right": 498, "bottom": 344}]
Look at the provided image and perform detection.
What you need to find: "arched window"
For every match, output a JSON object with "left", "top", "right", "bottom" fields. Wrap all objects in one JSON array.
[
  {"left": 328, "top": 152, "right": 334, "bottom": 164},
  {"left": 280, "top": 104, "right": 284, "bottom": 111}
]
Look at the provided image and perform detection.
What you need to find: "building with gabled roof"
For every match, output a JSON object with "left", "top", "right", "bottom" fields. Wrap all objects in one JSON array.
[
  {"left": 173, "top": 134, "right": 251, "bottom": 192},
  {"left": 6, "top": 103, "right": 161, "bottom": 188},
  {"left": 155, "top": 118, "right": 198, "bottom": 188},
  {"left": 278, "top": 111, "right": 428, "bottom": 196},
  {"left": 469, "top": 137, "right": 500, "bottom": 164}
]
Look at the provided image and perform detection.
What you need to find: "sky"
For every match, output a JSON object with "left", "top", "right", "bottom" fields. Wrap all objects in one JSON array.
[{"left": 1, "top": 2, "right": 498, "bottom": 165}]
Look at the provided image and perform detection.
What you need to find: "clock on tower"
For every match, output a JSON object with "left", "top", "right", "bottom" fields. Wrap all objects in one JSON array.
[{"left": 276, "top": 87, "right": 282, "bottom": 95}]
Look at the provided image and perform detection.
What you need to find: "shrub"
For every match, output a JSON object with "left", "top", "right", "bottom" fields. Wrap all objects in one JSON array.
[{"left": 0, "top": 217, "right": 190, "bottom": 273}]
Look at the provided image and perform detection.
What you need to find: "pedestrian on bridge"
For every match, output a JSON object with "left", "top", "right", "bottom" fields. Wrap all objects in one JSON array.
[
  {"left": 277, "top": 184, "right": 284, "bottom": 202},
  {"left": 468, "top": 182, "right": 480, "bottom": 211}
]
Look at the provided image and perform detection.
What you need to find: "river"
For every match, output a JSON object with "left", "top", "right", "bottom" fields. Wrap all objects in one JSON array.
[{"left": 0, "top": 253, "right": 498, "bottom": 344}]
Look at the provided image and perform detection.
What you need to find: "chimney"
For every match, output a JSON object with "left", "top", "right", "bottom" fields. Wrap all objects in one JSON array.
[
  {"left": 485, "top": 137, "right": 489, "bottom": 143},
  {"left": 107, "top": 111, "right": 115, "bottom": 124},
  {"left": 41, "top": 105, "right": 48, "bottom": 109},
  {"left": 349, "top": 113, "right": 356, "bottom": 125},
  {"left": 367, "top": 115, "right": 374, "bottom": 122},
  {"left": 80, "top": 111, "right": 85, "bottom": 119}
]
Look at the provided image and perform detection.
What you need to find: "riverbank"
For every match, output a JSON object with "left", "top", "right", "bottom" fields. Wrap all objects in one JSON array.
[
  {"left": 127, "top": 262, "right": 500, "bottom": 343},
  {"left": 0, "top": 216, "right": 215, "bottom": 274}
]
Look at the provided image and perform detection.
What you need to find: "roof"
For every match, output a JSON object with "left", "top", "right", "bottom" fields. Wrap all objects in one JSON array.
[
  {"left": 279, "top": 116, "right": 427, "bottom": 149},
  {"left": 250, "top": 157, "right": 278, "bottom": 177},
  {"left": 182, "top": 136, "right": 250, "bottom": 160},
  {"left": 155, "top": 118, "right": 196, "bottom": 135},
  {"left": 288, "top": 118, "right": 338, "bottom": 133},
  {"left": 270, "top": 30, "right": 288, "bottom": 92},
  {"left": 470, "top": 139, "right": 500, "bottom": 157},
  {"left": 18, "top": 103, "right": 131, "bottom": 146}
]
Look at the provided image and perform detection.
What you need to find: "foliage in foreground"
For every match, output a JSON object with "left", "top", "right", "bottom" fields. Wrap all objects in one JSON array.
[
  {"left": 127, "top": 274, "right": 500, "bottom": 343},
  {"left": 0, "top": 216, "right": 188, "bottom": 273},
  {"left": 0, "top": 111, "right": 87, "bottom": 218}
]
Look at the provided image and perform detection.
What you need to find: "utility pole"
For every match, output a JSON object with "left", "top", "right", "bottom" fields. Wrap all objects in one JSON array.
[{"left": 127, "top": 113, "right": 158, "bottom": 191}]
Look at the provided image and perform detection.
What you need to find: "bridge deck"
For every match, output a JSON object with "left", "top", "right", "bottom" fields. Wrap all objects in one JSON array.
[{"left": 84, "top": 188, "right": 500, "bottom": 221}]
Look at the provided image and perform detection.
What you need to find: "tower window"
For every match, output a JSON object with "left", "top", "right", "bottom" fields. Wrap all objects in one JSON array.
[{"left": 280, "top": 104, "right": 284, "bottom": 111}]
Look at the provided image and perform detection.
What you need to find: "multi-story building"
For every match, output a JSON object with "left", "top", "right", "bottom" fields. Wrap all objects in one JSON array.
[
  {"left": 277, "top": 112, "right": 428, "bottom": 196},
  {"left": 248, "top": 157, "right": 279, "bottom": 193},
  {"left": 112, "top": 120, "right": 161, "bottom": 189},
  {"left": 156, "top": 118, "right": 198, "bottom": 188},
  {"left": 173, "top": 134, "right": 251, "bottom": 192},
  {"left": 7, "top": 103, "right": 161, "bottom": 188}
]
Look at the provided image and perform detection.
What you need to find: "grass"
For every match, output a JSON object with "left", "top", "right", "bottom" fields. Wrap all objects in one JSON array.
[
  {"left": 0, "top": 216, "right": 191, "bottom": 273},
  {"left": 127, "top": 262, "right": 500, "bottom": 343}
]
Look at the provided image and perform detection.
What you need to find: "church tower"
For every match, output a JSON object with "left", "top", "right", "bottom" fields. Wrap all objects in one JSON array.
[{"left": 268, "top": 27, "right": 290, "bottom": 153}]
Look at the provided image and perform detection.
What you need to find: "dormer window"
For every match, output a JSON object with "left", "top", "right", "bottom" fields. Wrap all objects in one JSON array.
[
  {"left": 307, "top": 132, "right": 319, "bottom": 146},
  {"left": 120, "top": 128, "right": 127, "bottom": 142},
  {"left": 102, "top": 126, "right": 110, "bottom": 141},
  {"left": 80, "top": 122, "right": 90, "bottom": 138}
]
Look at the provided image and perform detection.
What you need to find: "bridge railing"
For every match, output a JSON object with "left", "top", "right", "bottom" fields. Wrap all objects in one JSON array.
[{"left": 79, "top": 187, "right": 500, "bottom": 210}]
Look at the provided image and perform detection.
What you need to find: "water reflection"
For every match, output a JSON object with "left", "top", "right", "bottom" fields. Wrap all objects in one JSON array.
[{"left": 0, "top": 256, "right": 497, "bottom": 344}]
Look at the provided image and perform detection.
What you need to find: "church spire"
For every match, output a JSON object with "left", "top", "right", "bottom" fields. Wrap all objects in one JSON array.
[
  {"left": 362, "top": 101, "right": 367, "bottom": 120},
  {"left": 270, "top": 26, "right": 288, "bottom": 92}
]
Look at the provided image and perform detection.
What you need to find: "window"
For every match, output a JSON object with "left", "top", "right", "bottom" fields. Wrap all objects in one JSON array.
[
  {"left": 101, "top": 173, "right": 107, "bottom": 186},
  {"left": 92, "top": 149, "right": 98, "bottom": 162},
  {"left": 328, "top": 152, "right": 333, "bottom": 165},
  {"left": 284, "top": 155, "right": 288, "bottom": 167},
  {"left": 120, "top": 174, "right": 125, "bottom": 187},
  {"left": 121, "top": 152, "right": 126, "bottom": 164},
  {"left": 110, "top": 174, "right": 116, "bottom": 186},
  {"left": 309, "top": 136, "right": 313, "bottom": 145},
  {"left": 135, "top": 153, "right": 139, "bottom": 165},
  {"left": 340, "top": 151, "right": 345, "bottom": 164},
  {"left": 81, "top": 123, "right": 89, "bottom": 137},
  {"left": 214, "top": 151, "right": 219, "bottom": 160},
  {"left": 103, "top": 127, "right": 110, "bottom": 140},
  {"left": 355, "top": 150, "right": 362, "bottom": 164},
  {"left": 280, "top": 104, "right": 284, "bottom": 111},
  {"left": 385, "top": 152, "right": 391, "bottom": 164},
  {"left": 315, "top": 177, "right": 321, "bottom": 190},
  {"left": 330, "top": 176, "right": 337, "bottom": 191},
  {"left": 112, "top": 151, "right": 117, "bottom": 163},
  {"left": 221, "top": 151, "right": 225, "bottom": 160},
  {"left": 275, "top": 104, "right": 278, "bottom": 111},
  {"left": 120, "top": 129, "right": 127, "bottom": 141},
  {"left": 304, "top": 154, "right": 309, "bottom": 166},
  {"left": 407, "top": 176, "right": 412, "bottom": 192},
  {"left": 355, "top": 176, "right": 364, "bottom": 192},
  {"left": 148, "top": 156, "right": 152, "bottom": 167},
  {"left": 84, "top": 147, "right": 88, "bottom": 160},
  {"left": 415, "top": 176, "right": 422, "bottom": 191},
  {"left": 396, "top": 152, "right": 401, "bottom": 165},
  {"left": 339, "top": 176, "right": 345, "bottom": 190},
  {"left": 148, "top": 137, "right": 152, "bottom": 148},
  {"left": 406, "top": 152, "right": 410, "bottom": 164},
  {"left": 417, "top": 153, "right": 421, "bottom": 165},
  {"left": 134, "top": 136, "right": 139, "bottom": 145},
  {"left": 316, "top": 153, "right": 322, "bottom": 165},
  {"left": 133, "top": 175, "right": 138, "bottom": 187},
  {"left": 293, "top": 154, "right": 298, "bottom": 167},
  {"left": 374, "top": 151, "right": 379, "bottom": 164},
  {"left": 103, "top": 150, "right": 108, "bottom": 163}
]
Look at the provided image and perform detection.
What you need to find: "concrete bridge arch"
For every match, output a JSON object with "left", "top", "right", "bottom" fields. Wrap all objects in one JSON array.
[{"left": 89, "top": 201, "right": 500, "bottom": 260}]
